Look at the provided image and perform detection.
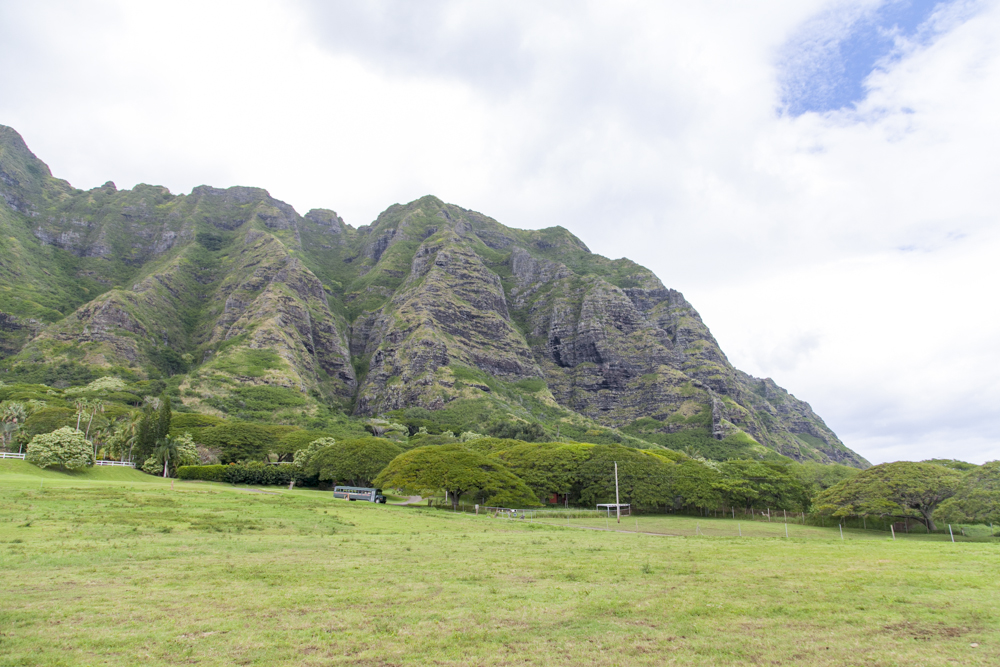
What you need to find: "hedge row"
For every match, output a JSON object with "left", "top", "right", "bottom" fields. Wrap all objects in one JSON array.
[
  {"left": 177, "top": 462, "right": 310, "bottom": 486},
  {"left": 224, "top": 462, "right": 305, "bottom": 485}
]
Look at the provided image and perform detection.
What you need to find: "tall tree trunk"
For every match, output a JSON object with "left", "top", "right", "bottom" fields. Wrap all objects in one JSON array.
[
  {"left": 451, "top": 490, "right": 460, "bottom": 511},
  {"left": 921, "top": 508, "right": 936, "bottom": 532},
  {"left": 163, "top": 454, "right": 169, "bottom": 478}
]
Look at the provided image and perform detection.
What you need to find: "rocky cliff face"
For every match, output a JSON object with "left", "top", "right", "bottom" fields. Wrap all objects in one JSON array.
[{"left": 0, "top": 125, "right": 867, "bottom": 466}]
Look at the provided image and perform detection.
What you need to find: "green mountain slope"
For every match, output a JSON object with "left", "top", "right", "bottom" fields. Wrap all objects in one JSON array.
[{"left": 0, "top": 125, "right": 868, "bottom": 467}]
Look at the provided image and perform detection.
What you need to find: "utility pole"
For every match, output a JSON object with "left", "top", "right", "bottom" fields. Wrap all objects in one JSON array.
[{"left": 615, "top": 461, "right": 621, "bottom": 524}]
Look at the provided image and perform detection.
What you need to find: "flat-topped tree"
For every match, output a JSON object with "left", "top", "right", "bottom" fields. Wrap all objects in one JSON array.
[
  {"left": 935, "top": 461, "right": 1000, "bottom": 526},
  {"left": 375, "top": 444, "right": 536, "bottom": 511},
  {"left": 303, "top": 437, "right": 403, "bottom": 488},
  {"left": 813, "top": 462, "right": 962, "bottom": 531}
]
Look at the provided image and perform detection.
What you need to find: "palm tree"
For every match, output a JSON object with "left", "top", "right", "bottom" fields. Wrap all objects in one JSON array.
[
  {"left": 118, "top": 413, "right": 142, "bottom": 463},
  {"left": 92, "top": 425, "right": 111, "bottom": 461},
  {"left": 152, "top": 436, "right": 180, "bottom": 478},
  {"left": 74, "top": 399, "right": 90, "bottom": 431},
  {"left": 84, "top": 400, "right": 104, "bottom": 440}
]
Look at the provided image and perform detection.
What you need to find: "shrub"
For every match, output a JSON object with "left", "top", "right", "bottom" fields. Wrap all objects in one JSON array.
[
  {"left": 140, "top": 456, "right": 161, "bottom": 475},
  {"left": 26, "top": 427, "right": 94, "bottom": 470},
  {"left": 222, "top": 461, "right": 304, "bottom": 486},
  {"left": 177, "top": 465, "right": 227, "bottom": 482}
]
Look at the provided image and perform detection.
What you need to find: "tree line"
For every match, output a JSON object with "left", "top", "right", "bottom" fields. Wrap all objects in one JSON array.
[{"left": 10, "top": 386, "right": 996, "bottom": 530}]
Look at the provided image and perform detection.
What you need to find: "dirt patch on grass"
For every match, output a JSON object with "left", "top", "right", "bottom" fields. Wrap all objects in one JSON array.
[{"left": 883, "top": 621, "right": 971, "bottom": 640}]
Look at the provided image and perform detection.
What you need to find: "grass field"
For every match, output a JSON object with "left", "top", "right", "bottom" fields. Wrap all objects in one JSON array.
[{"left": 1, "top": 460, "right": 997, "bottom": 666}]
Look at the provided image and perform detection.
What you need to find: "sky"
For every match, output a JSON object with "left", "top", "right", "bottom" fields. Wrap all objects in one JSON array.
[{"left": 0, "top": 0, "right": 997, "bottom": 465}]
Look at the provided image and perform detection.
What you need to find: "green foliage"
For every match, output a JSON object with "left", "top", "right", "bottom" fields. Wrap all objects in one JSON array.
[
  {"left": 511, "top": 378, "right": 547, "bottom": 393},
  {"left": 402, "top": 407, "right": 432, "bottom": 420},
  {"left": 576, "top": 445, "right": 675, "bottom": 509},
  {"left": 169, "top": 413, "right": 225, "bottom": 432},
  {"left": 195, "top": 422, "right": 274, "bottom": 464},
  {"left": 814, "top": 462, "right": 963, "bottom": 531},
  {"left": 2, "top": 361, "right": 100, "bottom": 387},
  {"left": 275, "top": 430, "right": 330, "bottom": 460},
  {"left": 486, "top": 419, "right": 546, "bottom": 442},
  {"left": 791, "top": 462, "right": 860, "bottom": 496},
  {"left": 140, "top": 456, "right": 163, "bottom": 475},
  {"left": 923, "top": 458, "right": 979, "bottom": 472},
  {"left": 363, "top": 419, "right": 408, "bottom": 441},
  {"left": 462, "top": 438, "right": 529, "bottom": 455},
  {"left": 146, "top": 346, "right": 189, "bottom": 377},
  {"left": 712, "top": 460, "right": 811, "bottom": 512},
  {"left": 304, "top": 437, "right": 403, "bottom": 487},
  {"left": 668, "top": 459, "right": 723, "bottom": 509},
  {"left": 203, "top": 384, "right": 307, "bottom": 420},
  {"left": 195, "top": 231, "right": 230, "bottom": 251},
  {"left": 63, "top": 376, "right": 126, "bottom": 395},
  {"left": 211, "top": 349, "right": 283, "bottom": 378},
  {"left": 176, "top": 464, "right": 227, "bottom": 482},
  {"left": 494, "top": 442, "right": 595, "bottom": 503},
  {"left": 222, "top": 461, "right": 304, "bottom": 486},
  {"left": 134, "top": 397, "right": 172, "bottom": 463},
  {"left": 26, "top": 427, "right": 93, "bottom": 469},
  {"left": 375, "top": 443, "right": 538, "bottom": 510},
  {"left": 651, "top": 427, "right": 765, "bottom": 460},
  {"left": 292, "top": 437, "right": 333, "bottom": 474},
  {"left": 935, "top": 461, "right": 1000, "bottom": 526},
  {"left": 146, "top": 432, "right": 198, "bottom": 478}
]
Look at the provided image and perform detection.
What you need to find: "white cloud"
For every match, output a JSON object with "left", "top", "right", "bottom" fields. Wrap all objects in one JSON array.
[{"left": 0, "top": 0, "right": 998, "bottom": 463}]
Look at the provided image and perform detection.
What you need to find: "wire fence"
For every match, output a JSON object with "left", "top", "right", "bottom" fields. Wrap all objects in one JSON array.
[
  {"left": 524, "top": 513, "right": 998, "bottom": 543},
  {"left": 416, "top": 500, "right": 997, "bottom": 543}
]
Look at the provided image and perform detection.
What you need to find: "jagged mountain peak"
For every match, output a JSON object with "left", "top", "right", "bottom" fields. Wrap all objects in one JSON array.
[{"left": 0, "top": 127, "right": 868, "bottom": 467}]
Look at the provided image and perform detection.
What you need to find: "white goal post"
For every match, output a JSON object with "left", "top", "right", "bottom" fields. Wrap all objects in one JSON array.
[{"left": 596, "top": 503, "right": 631, "bottom": 517}]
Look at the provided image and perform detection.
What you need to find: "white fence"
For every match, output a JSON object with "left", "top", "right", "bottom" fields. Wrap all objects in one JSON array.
[
  {"left": 94, "top": 460, "right": 135, "bottom": 468},
  {"left": 1, "top": 453, "right": 135, "bottom": 467}
]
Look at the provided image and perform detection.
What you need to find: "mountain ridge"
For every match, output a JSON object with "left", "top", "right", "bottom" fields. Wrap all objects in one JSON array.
[{"left": 0, "top": 125, "right": 868, "bottom": 467}]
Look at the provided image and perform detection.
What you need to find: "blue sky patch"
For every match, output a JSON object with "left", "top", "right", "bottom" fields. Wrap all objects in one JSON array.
[{"left": 779, "top": 0, "right": 948, "bottom": 116}]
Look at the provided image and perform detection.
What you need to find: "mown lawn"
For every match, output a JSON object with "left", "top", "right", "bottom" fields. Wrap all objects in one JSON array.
[{"left": 1, "top": 461, "right": 997, "bottom": 666}]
